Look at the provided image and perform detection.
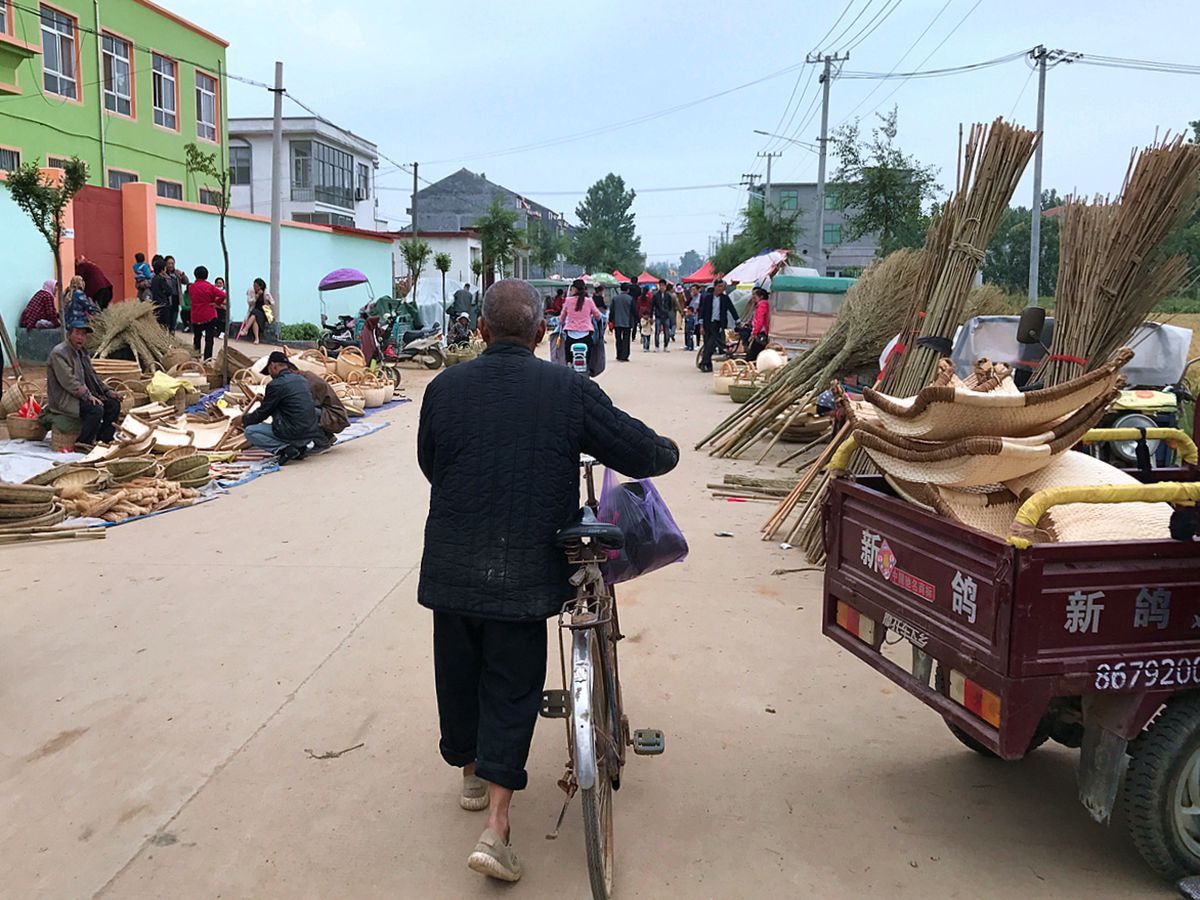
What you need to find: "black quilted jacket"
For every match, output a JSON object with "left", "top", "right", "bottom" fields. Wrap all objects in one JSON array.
[{"left": 417, "top": 341, "right": 679, "bottom": 621}]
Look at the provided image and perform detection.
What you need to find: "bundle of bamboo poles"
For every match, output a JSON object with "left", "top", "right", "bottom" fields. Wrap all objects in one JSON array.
[
  {"left": 696, "top": 249, "right": 925, "bottom": 460},
  {"left": 771, "top": 117, "right": 1041, "bottom": 562},
  {"left": 1043, "top": 135, "right": 1200, "bottom": 386}
]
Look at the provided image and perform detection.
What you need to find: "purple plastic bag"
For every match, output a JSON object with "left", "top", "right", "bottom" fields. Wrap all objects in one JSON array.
[{"left": 597, "top": 468, "right": 688, "bottom": 584}]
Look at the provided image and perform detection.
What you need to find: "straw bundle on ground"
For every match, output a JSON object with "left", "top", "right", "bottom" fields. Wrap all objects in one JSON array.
[
  {"left": 1042, "top": 135, "right": 1200, "bottom": 386},
  {"left": 90, "top": 301, "right": 178, "bottom": 369},
  {"left": 697, "top": 249, "right": 924, "bottom": 460}
]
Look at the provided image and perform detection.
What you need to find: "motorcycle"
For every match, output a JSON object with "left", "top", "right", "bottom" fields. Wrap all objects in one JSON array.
[
  {"left": 364, "top": 313, "right": 445, "bottom": 370},
  {"left": 319, "top": 313, "right": 358, "bottom": 356}
]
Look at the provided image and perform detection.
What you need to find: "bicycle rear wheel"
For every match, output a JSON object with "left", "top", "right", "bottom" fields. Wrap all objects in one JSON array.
[{"left": 574, "top": 627, "right": 615, "bottom": 899}]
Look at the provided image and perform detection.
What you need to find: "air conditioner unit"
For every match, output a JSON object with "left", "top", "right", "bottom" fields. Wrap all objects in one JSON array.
[{"left": 354, "top": 187, "right": 368, "bottom": 201}]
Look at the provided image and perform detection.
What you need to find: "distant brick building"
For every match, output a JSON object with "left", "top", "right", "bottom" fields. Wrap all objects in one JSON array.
[
  {"left": 762, "top": 182, "right": 880, "bottom": 276},
  {"left": 411, "top": 168, "right": 577, "bottom": 278}
]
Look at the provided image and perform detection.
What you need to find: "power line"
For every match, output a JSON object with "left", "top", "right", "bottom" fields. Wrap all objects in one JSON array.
[
  {"left": 840, "top": 50, "right": 1028, "bottom": 80},
  {"left": 419, "top": 57, "right": 810, "bottom": 166},
  {"left": 824, "top": 0, "right": 879, "bottom": 53},
  {"left": 830, "top": 0, "right": 955, "bottom": 127},
  {"left": 841, "top": 0, "right": 905, "bottom": 53},
  {"left": 1075, "top": 53, "right": 1200, "bottom": 76},
  {"left": 849, "top": 0, "right": 987, "bottom": 123}
]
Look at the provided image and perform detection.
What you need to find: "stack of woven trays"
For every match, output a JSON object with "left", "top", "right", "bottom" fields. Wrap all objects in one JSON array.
[
  {"left": 839, "top": 348, "right": 1171, "bottom": 543},
  {"left": 0, "top": 482, "right": 65, "bottom": 532}
]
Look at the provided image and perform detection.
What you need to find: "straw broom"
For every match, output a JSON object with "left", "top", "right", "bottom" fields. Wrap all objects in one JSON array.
[{"left": 1043, "top": 136, "right": 1200, "bottom": 385}]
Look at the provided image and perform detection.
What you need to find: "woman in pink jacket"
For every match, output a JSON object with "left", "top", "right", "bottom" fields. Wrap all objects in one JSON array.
[
  {"left": 746, "top": 286, "right": 771, "bottom": 362},
  {"left": 559, "top": 279, "right": 603, "bottom": 375}
]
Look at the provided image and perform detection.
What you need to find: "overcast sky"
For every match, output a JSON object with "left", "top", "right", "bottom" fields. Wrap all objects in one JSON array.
[{"left": 172, "top": 0, "right": 1199, "bottom": 266}]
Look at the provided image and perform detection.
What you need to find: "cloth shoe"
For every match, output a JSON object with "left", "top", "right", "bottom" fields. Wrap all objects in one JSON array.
[
  {"left": 460, "top": 773, "right": 489, "bottom": 811},
  {"left": 467, "top": 827, "right": 522, "bottom": 882}
]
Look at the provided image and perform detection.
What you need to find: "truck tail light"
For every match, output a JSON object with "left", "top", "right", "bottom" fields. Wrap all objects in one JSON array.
[
  {"left": 948, "top": 668, "right": 1001, "bottom": 728},
  {"left": 836, "top": 600, "right": 876, "bottom": 645}
]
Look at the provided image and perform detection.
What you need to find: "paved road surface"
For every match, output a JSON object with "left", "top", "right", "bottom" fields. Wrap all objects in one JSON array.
[{"left": 0, "top": 342, "right": 1168, "bottom": 897}]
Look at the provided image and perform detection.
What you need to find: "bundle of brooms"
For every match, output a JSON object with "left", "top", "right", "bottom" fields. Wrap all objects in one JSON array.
[
  {"left": 696, "top": 249, "right": 925, "bottom": 461},
  {"left": 1042, "top": 135, "right": 1200, "bottom": 386},
  {"left": 772, "top": 117, "right": 1040, "bottom": 562},
  {"left": 89, "top": 301, "right": 177, "bottom": 369}
]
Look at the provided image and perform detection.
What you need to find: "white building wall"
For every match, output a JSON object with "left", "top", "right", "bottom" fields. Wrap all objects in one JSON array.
[
  {"left": 227, "top": 132, "right": 380, "bottom": 230},
  {"left": 393, "top": 235, "right": 481, "bottom": 288}
]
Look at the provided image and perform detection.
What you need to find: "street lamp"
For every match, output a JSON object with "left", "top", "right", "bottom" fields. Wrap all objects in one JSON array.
[{"left": 753, "top": 130, "right": 819, "bottom": 153}]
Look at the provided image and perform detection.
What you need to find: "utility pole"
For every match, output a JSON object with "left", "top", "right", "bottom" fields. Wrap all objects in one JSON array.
[
  {"left": 411, "top": 161, "right": 419, "bottom": 240},
  {"left": 807, "top": 51, "right": 849, "bottom": 276},
  {"left": 740, "top": 173, "right": 761, "bottom": 207},
  {"left": 269, "top": 61, "right": 283, "bottom": 322},
  {"left": 757, "top": 151, "right": 782, "bottom": 207},
  {"left": 1027, "top": 46, "right": 1048, "bottom": 306},
  {"left": 1025, "top": 46, "right": 1079, "bottom": 305}
]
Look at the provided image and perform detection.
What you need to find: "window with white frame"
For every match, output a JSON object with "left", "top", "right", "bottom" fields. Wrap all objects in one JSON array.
[
  {"left": 229, "top": 145, "right": 251, "bottom": 185},
  {"left": 108, "top": 169, "right": 138, "bottom": 189},
  {"left": 290, "top": 140, "right": 354, "bottom": 208},
  {"left": 357, "top": 163, "right": 370, "bottom": 200},
  {"left": 41, "top": 6, "right": 77, "bottom": 100},
  {"left": 1, "top": 1, "right": 9, "bottom": 34},
  {"left": 46, "top": 155, "right": 68, "bottom": 168},
  {"left": 152, "top": 54, "right": 177, "bottom": 129},
  {"left": 195, "top": 71, "right": 217, "bottom": 141},
  {"left": 0, "top": 148, "right": 19, "bottom": 171},
  {"left": 102, "top": 33, "right": 132, "bottom": 116},
  {"left": 199, "top": 187, "right": 222, "bottom": 207},
  {"left": 156, "top": 180, "right": 182, "bottom": 200}
]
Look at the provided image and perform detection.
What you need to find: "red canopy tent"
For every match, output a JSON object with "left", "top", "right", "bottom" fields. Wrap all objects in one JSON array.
[
  {"left": 612, "top": 269, "right": 631, "bottom": 282},
  {"left": 636, "top": 271, "right": 658, "bottom": 285},
  {"left": 682, "top": 260, "right": 716, "bottom": 284}
]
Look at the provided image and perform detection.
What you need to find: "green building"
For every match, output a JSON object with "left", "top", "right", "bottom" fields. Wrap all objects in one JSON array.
[{"left": 0, "top": 0, "right": 227, "bottom": 203}]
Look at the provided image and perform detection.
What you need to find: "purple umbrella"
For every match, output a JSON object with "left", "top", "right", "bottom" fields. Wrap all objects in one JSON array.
[{"left": 319, "top": 268, "right": 370, "bottom": 291}]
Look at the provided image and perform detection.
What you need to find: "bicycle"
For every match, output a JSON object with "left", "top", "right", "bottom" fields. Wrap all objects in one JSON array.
[{"left": 543, "top": 456, "right": 665, "bottom": 899}]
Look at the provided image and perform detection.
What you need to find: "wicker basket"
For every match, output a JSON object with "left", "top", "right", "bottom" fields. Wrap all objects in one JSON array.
[
  {"left": 0, "top": 499, "right": 56, "bottom": 520},
  {"left": 728, "top": 380, "right": 760, "bottom": 404},
  {"left": 51, "top": 428, "right": 82, "bottom": 452},
  {"left": 102, "top": 457, "right": 159, "bottom": 483},
  {"left": 170, "top": 361, "right": 212, "bottom": 390},
  {"left": 361, "top": 384, "right": 389, "bottom": 408},
  {"left": 162, "top": 454, "right": 209, "bottom": 482},
  {"left": 298, "top": 348, "right": 337, "bottom": 375},
  {"left": 0, "top": 503, "right": 65, "bottom": 532},
  {"left": 1, "top": 377, "right": 30, "bottom": 417},
  {"left": 0, "top": 482, "right": 56, "bottom": 502},
  {"left": 335, "top": 346, "right": 367, "bottom": 380},
  {"left": 160, "top": 347, "right": 193, "bottom": 372},
  {"left": 713, "top": 360, "right": 754, "bottom": 396},
  {"left": 6, "top": 414, "right": 47, "bottom": 441},
  {"left": 47, "top": 467, "right": 110, "bottom": 492}
]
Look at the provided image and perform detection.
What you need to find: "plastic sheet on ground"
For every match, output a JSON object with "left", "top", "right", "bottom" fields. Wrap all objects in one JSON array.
[{"left": 0, "top": 440, "right": 84, "bottom": 483}]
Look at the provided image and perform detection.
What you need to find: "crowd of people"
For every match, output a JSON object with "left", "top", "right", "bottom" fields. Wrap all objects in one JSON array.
[{"left": 543, "top": 276, "right": 772, "bottom": 377}]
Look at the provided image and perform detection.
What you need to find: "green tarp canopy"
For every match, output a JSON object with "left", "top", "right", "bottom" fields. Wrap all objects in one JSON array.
[{"left": 770, "top": 275, "right": 856, "bottom": 294}]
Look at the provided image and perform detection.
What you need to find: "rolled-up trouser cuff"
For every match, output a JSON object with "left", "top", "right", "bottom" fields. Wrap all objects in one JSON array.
[
  {"left": 439, "top": 741, "right": 476, "bottom": 769},
  {"left": 475, "top": 757, "right": 528, "bottom": 791}
]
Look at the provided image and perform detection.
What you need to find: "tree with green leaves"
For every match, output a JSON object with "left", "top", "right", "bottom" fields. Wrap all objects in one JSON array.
[
  {"left": 569, "top": 173, "right": 642, "bottom": 275},
  {"left": 678, "top": 249, "right": 703, "bottom": 278},
  {"left": 473, "top": 197, "right": 521, "bottom": 288},
  {"left": 401, "top": 239, "right": 433, "bottom": 304},
  {"left": 184, "top": 143, "right": 233, "bottom": 372},
  {"left": 528, "top": 220, "right": 568, "bottom": 277},
  {"left": 470, "top": 258, "right": 484, "bottom": 288},
  {"left": 3, "top": 156, "right": 88, "bottom": 333},
  {"left": 711, "top": 201, "right": 804, "bottom": 274},
  {"left": 434, "top": 251, "right": 452, "bottom": 332},
  {"left": 830, "top": 107, "right": 941, "bottom": 256},
  {"left": 983, "top": 189, "right": 1061, "bottom": 298}
]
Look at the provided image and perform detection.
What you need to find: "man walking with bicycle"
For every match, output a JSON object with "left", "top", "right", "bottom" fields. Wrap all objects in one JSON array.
[{"left": 417, "top": 278, "right": 679, "bottom": 883}]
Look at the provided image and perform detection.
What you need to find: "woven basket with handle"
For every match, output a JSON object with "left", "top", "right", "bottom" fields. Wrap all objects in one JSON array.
[
  {"left": 1, "top": 378, "right": 30, "bottom": 417},
  {"left": 6, "top": 414, "right": 47, "bottom": 441},
  {"left": 335, "top": 347, "right": 367, "bottom": 381}
]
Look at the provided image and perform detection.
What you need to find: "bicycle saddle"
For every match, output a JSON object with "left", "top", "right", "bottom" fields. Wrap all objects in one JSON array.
[{"left": 555, "top": 506, "right": 625, "bottom": 550}]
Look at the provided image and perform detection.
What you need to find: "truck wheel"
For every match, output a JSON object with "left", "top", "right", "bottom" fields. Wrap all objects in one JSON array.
[
  {"left": 934, "top": 663, "right": 1047, "bottom": 758},
  {"left": 1122, "top": 694, "right": 1200, "bottom": 880}
]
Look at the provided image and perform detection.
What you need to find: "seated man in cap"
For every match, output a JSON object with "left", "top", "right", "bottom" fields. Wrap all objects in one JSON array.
[
  {"left": 235, "top": 351, "right": 324, "bottom": 462},
  {"left": 44, "top": 320, "right": 121, "bottom": 449},
  {"left": 448, "top": 312, "right": 473, "bottom": 345}
]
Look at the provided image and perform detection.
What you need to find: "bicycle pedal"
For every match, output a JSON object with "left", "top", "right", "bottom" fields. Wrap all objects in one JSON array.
[
  {"left": 540, "top": 690, "right": 570, "bottom": 719},
  {"left": 632, "top": 728, "right": 665, "bottom": 755}
]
